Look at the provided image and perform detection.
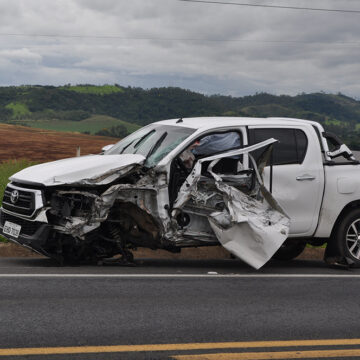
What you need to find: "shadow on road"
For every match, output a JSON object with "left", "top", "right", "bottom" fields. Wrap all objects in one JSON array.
[{"left": 0, "top": 256, "right": 344, "bottom": 275}]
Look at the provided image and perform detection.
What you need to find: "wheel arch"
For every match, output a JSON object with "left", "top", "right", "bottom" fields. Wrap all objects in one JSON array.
[{"left": 329, "top": 200, "right": 360, "bottom": 240}]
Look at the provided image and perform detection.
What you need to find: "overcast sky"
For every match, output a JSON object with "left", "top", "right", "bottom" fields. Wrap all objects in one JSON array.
[{"left": 0, "top": 0, "right": 359, "bottom": 98}]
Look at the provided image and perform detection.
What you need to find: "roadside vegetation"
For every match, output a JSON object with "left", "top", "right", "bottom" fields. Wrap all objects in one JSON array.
[
  {"left": 60, "top": 84, "right": 124, "bottom": 95},
  {"left": 5, "top": 102, "right": 31, "bottom": 118},
  {"left": 0, "top": 160, "right": 36, "bottom": 200},
  {"left": 0, "top": 159, "right": 36, "bottom": 242}
]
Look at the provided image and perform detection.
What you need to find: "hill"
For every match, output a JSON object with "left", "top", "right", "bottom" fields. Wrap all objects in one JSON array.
[
  {"left": 19, "top": 115, "right": 140, "bottom": 135},
  {"left": 1, "top": 85, "right": 360, "bottom": 147}
]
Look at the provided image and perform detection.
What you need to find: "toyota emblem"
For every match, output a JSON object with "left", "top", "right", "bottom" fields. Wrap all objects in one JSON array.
[{"left": 10, "top": 190, "right": 19, "bottom": 204}]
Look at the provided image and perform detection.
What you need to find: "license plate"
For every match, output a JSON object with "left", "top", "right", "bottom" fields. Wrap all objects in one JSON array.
[{"left": 3, "top": 221, "right": 21, "bottom": 238}]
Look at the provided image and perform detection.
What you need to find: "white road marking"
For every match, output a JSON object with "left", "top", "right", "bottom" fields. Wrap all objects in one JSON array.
[{"left": 0, "top": 273, "right": 358, "bottom": 278}]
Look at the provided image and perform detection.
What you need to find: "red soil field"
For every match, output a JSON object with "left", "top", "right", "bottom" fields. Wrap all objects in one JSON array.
[{"left": 0, "top": 124, "right": 116, "bottom": 162}]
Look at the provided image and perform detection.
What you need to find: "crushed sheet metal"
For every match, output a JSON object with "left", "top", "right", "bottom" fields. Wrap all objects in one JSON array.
[
  {"left": 10, "top": 154, "right": 146, "bottom": 186},
  {"left": 209, "top": 181, "right": 289, "bottom": 269},
  {"left": 71, "top": 163, "right": 139, "bottom": 186},
  {"left": 173, "top": 138, "right": 290, "bottom": 269},
  {"left": 60, "top": 173, "right": 167, "bottom": 239},
  {"left": 172, "top": 138, "right": 278, "bottom": 211}
]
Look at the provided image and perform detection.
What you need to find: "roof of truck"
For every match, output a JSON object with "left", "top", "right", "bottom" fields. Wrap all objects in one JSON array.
[{"left": 155, "top": 117, "right": 322, "bottom": 131}]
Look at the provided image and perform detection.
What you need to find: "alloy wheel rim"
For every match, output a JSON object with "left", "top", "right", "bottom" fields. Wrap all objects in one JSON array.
[{"left": 345, "top": 219, "right": 360, "bottom": 260}]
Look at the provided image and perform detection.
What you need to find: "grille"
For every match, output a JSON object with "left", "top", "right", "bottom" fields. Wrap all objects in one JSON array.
[
  {"left": 2, "top": 186, "right": 35, "bottom": 216},
  {"left": 0, "top": 212, "right": 39, "bottom": 236}
]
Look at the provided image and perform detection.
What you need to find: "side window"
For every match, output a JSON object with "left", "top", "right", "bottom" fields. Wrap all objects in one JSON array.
[
  {"left": 248, "top": 128, "right": 308, "bottom": 165},
  {"left": 192, "top": 131, "right": 242, "bottom": 158},
  {"left": 176, "top": 130, "right": 243, "bottom": 174}
]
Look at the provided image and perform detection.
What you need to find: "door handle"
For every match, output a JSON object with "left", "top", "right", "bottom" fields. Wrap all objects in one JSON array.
[{"left": 296, "top": 174, "right": 315, "bottom": 181}]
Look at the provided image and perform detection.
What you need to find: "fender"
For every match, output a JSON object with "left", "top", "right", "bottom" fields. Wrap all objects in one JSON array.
[{"left": 314, "top": 165, "right": 360, "bottom": 238}]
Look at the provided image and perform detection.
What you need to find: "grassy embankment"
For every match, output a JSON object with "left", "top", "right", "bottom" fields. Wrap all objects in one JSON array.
[{"left": 0, "top": 160, "right": 37, "bottom": 242}]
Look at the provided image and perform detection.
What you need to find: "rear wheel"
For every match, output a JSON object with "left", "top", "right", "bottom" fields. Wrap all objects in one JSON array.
[
  {"left": 333, "top": 208, "right": 360, "bottom": 267},
  {"left": 272, "top": 239, "right": 306, "bottom": 261}
]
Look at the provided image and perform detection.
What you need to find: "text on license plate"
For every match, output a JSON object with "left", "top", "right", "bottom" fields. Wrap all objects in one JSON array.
[{"left": 3, "top": 221, "right": 21, "bottom": 238}]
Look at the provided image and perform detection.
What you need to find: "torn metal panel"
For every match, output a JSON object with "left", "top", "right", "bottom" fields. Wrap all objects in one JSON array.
[
  {"left": 49, "top": 189, "right": 104, "bottom": 237},
  {"left": 208, "top": 180, "right": 289, "bottom": 269},
  {"left": 172, "top": 138, "right": 290, "bottom": 269},
  {"left": 172, "top": 138, "right": 278, "bottom": 212},
  {"left": 51, "top": 174, "right": 167, "bottom": 241},
  {"left": 73, "top": 163, "right": 143, "bottom": 186}
]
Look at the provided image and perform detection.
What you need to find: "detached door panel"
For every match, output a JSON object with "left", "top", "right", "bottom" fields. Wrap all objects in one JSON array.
[{"left": 248, "top": 126, "right": 324, "bottom": 236}]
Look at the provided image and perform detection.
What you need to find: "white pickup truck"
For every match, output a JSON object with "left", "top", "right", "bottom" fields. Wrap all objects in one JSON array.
[{"left": 1, "top": 117, "right": 359, "bottom": 269}]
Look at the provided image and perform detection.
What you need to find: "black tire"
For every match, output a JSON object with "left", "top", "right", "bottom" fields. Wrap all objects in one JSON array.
[
  {"left": 333, "top": 208, "right": 360, "bottom": 267},
  {"left": 272, "top": 239, "right": 306, "bottom": 261}
]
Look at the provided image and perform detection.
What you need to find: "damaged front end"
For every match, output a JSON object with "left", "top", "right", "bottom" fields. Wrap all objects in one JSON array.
[
  {"left": 0, "top": 137, "right": 290, "bottom": 269},
  {"left": 44, "top": 181, "right": 164, "bottom": 263},
  {"left": 0, "top": 154, "right": 165, "bottom": 263}
]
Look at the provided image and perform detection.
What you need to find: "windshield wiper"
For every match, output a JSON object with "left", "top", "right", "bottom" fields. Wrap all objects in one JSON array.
[
  {"left": 145, "top": 132, "right": 168, "bottom": 163},
  {"left": 120, "top": 130, "right": 155, "bottom": 154},
  {"left": 134, "top": 130, "right": 155, "bottom": 149},
  {"left": 120, "top": 140, "right": 135, "bottom": 154}
]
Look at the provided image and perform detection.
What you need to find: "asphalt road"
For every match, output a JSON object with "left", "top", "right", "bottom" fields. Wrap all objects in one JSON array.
[{"left": 0, "top": 257, "right": 360, "bottom": 360}]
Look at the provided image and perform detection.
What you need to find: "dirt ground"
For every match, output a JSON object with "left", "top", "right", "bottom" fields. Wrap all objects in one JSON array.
[
  {"left": 0, "top": 124, "right": 114, "bottom": 162},
  {"left": 0, "top": 242, "right": 324, "bottom": 260}
]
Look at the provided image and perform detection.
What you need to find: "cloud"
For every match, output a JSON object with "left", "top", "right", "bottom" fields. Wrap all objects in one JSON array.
[
  {"left": 0, "top": 0, "right": 359, "bottom": 97},
  {"left": 0, "top": 48, "right": 42, "bottom": 64}
]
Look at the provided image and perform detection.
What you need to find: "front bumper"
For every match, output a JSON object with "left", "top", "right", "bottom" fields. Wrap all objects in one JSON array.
[{"left": 0, "top": 208, "right": 52, "bottom": 256}]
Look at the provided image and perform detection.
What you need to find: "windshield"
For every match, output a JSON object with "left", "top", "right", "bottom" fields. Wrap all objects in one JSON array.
[{"left": 105, "top": 124, "right": 195, "bottom": 167}]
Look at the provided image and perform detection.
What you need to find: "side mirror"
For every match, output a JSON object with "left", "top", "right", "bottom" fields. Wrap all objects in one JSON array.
[
  {"left": 322, "top": 132, "right": 355, "bottom": 161},
  {"left": 101, "top": 144, "right": 115, "bottom": 153}
]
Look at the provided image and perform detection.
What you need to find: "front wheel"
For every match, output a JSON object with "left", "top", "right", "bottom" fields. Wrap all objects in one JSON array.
[{"left": 333, "top": 208, "right": 360, "bottom": 267}]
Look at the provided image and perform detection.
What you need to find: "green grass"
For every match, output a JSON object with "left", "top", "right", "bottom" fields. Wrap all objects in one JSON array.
[
  {"left": 5, "top": 102, "right": 31, "bottom": 118},
  {"left": 0, "top": 159, "right": 37, "bottom": 242},
  {"left": 325, "top": 118, "right": 344, "bottom": 127},
  {"left": 0, "top": 159, "right": 37, "bottom": 206},
  {"left": 61, "top": 85, "right": 124, "bottom": 95},
  {"left": 18, "top": 115, "right": 141, "bottom": 135}
]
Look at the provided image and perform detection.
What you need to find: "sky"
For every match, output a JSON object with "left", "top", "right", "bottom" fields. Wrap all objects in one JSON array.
[{"left": 0, "top": 0, "right": 359, "bottom": 98}]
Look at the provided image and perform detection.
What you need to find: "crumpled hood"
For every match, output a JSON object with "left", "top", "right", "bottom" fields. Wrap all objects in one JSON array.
[{"left": 10, "top": 154, "right": 146, "bottom": 186}]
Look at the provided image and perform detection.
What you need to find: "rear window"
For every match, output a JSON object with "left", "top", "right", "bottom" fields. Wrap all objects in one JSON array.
[{"left": 248, "top": 128, "right": 308, "bottom": 165}]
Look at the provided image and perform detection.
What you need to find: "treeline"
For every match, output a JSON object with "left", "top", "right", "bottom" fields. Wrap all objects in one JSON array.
[
  {"left": 1, "top": 85, "right": 360, "bottom": 147},
  {"left": 94, "top": 124, "right": 128, "bottom": 138}
]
